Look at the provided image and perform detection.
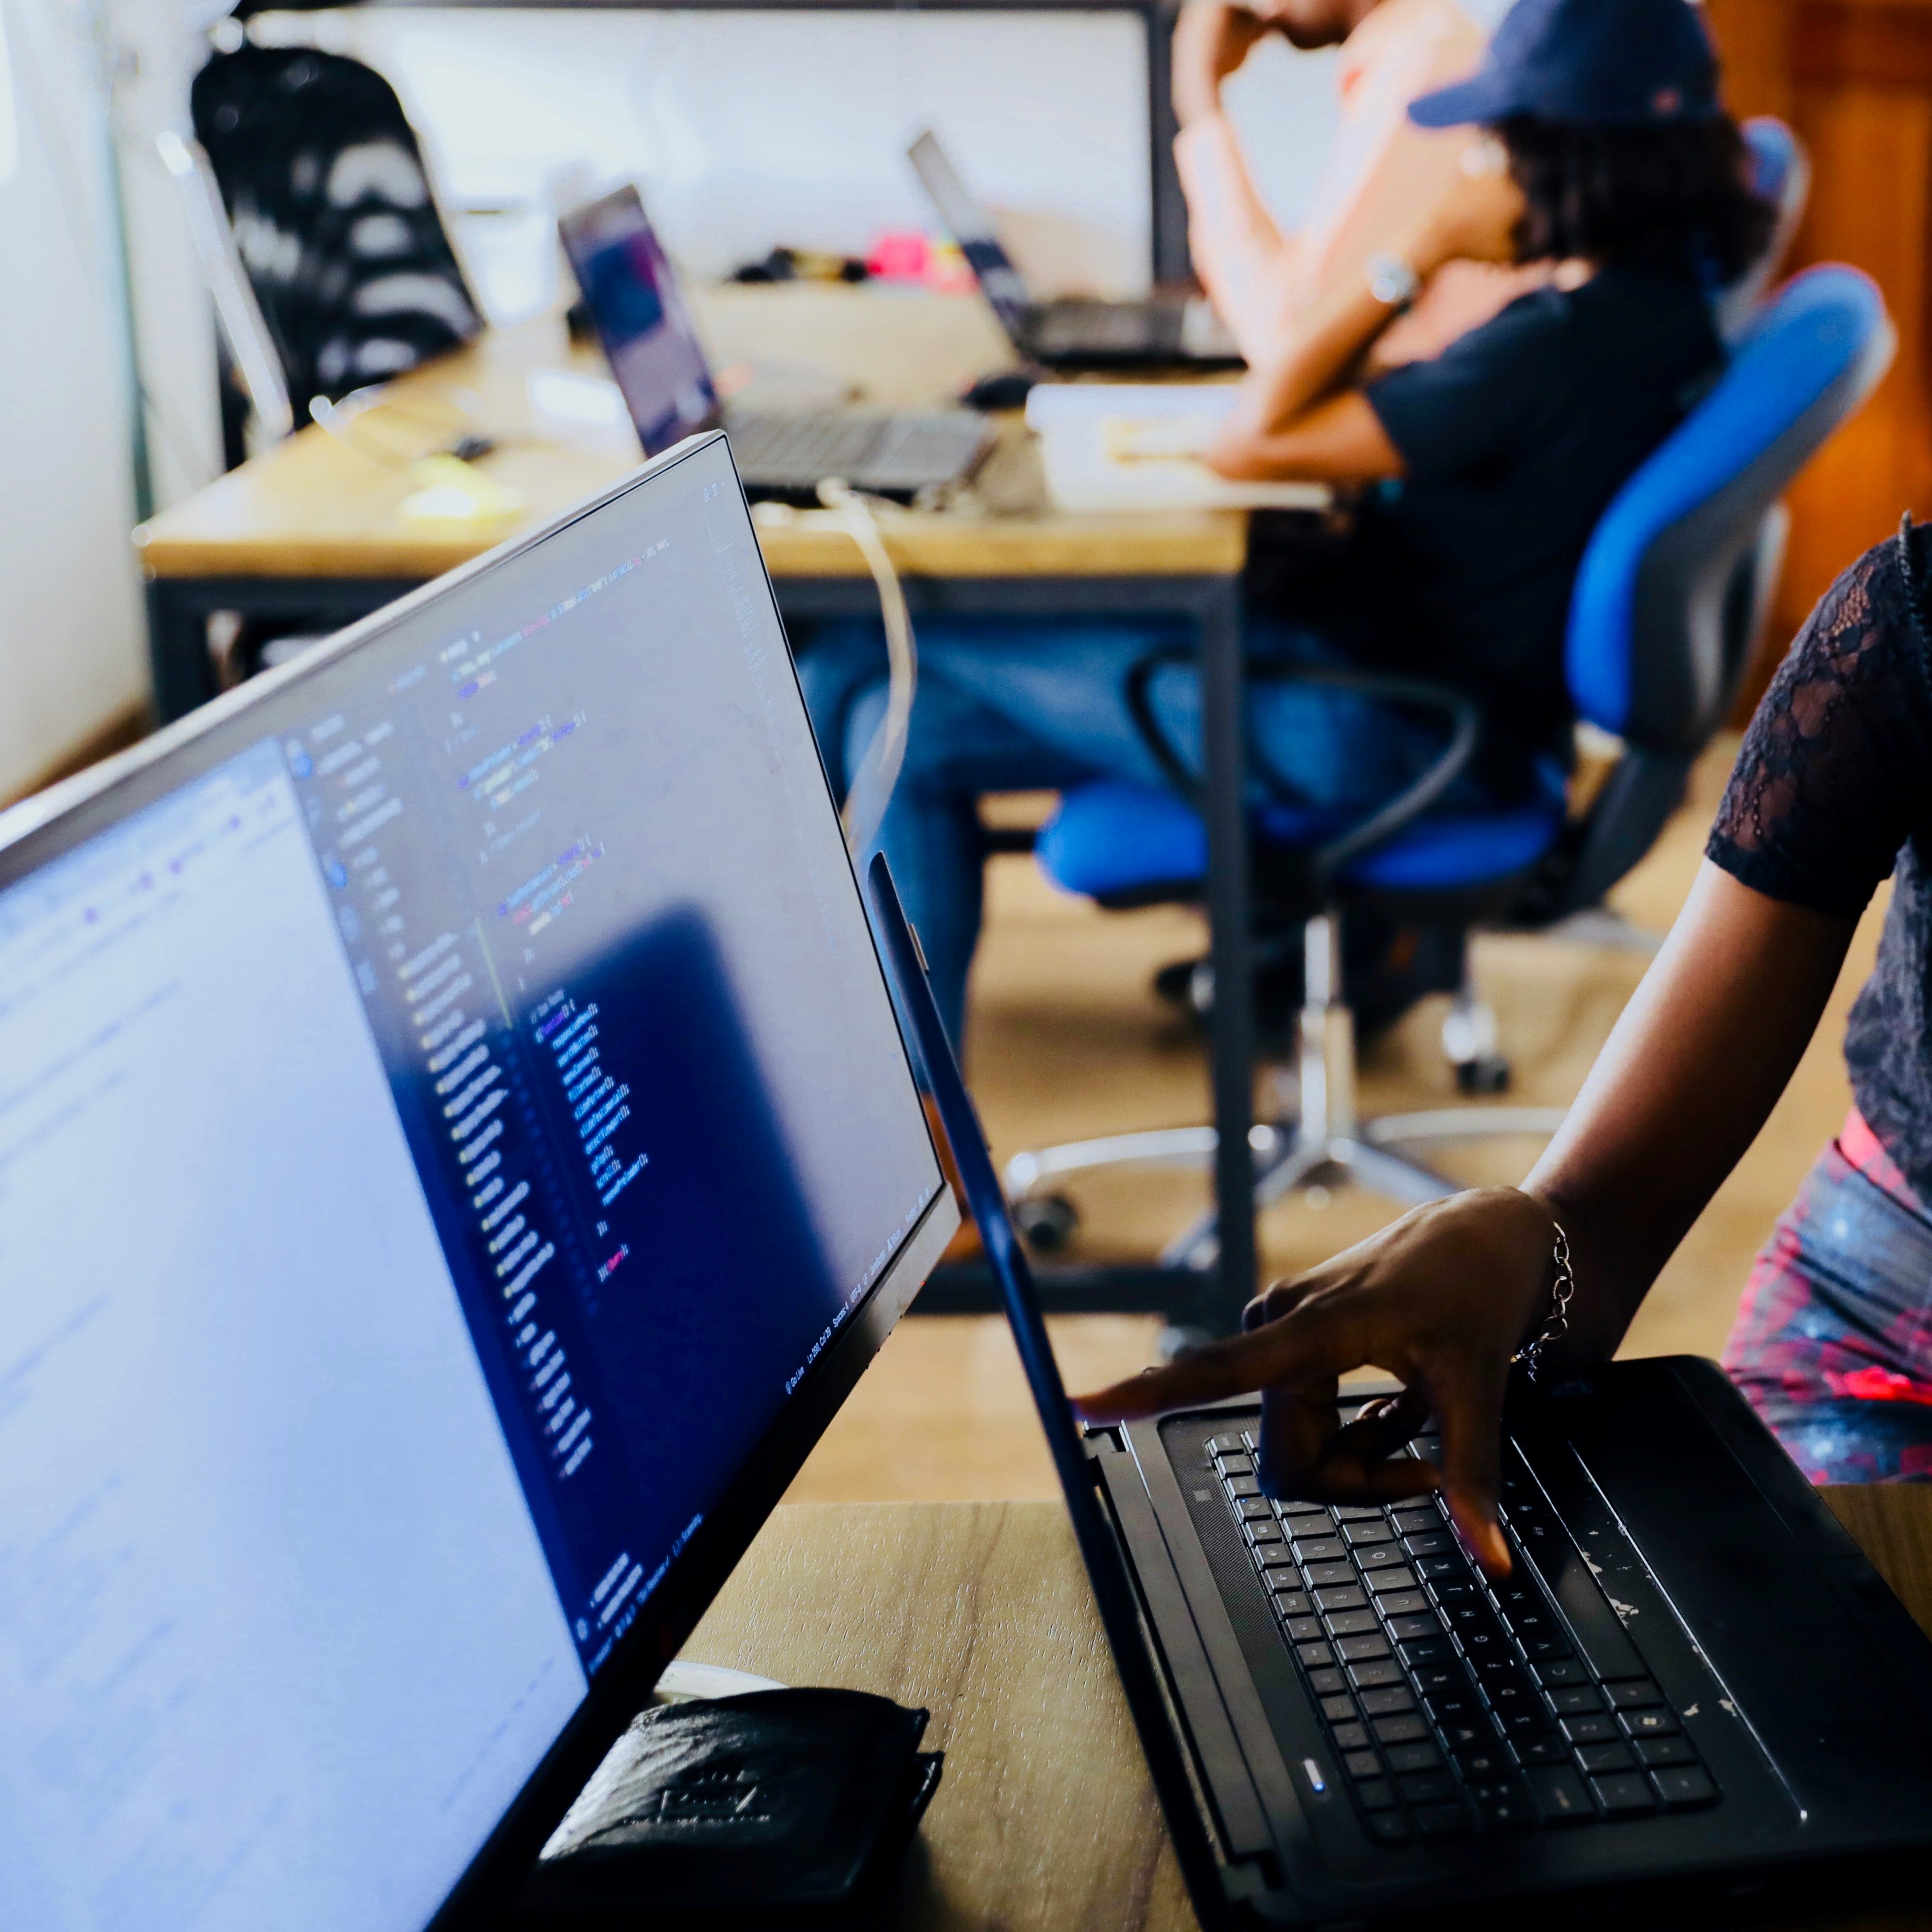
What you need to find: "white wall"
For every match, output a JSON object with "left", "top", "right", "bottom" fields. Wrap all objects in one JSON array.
[{"left": 0, "top": 0, "right": 150, "bottom": 799}]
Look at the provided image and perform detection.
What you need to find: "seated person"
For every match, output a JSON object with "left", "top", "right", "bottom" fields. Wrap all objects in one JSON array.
[
  {"left": 802, "top": 0, "right": 1771, "bottom": 1050},
  {"left": 1174, "top": 0, "right": 1546, "bottom": 371},
  {"left": 1077, "top": 517, "right": 1932, "bottom": 1551}
]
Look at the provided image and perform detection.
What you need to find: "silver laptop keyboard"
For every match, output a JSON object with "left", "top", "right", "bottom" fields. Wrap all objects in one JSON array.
[
  {"left": 725, "top": 409, "right": 990, "bottom": 499},
  {"left": 1207, "top": 1430, "right": 1719, "bottom": 1841}
]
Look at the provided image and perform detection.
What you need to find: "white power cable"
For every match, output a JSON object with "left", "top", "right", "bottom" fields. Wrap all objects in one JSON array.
[{"left": 816, "top": 477, "right": 917, "bottom": 857}]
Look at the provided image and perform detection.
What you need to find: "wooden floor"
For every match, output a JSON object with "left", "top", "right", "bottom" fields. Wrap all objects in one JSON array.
[{"left": 789, "top": 736, "right": 1894, "bottom": 1504}]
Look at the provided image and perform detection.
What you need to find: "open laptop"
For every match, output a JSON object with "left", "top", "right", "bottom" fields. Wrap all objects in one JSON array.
[
  {"left": 867, "top": 855, "right": 1932, "bottom": 1923},
  {"left": 559, "top": 185, "right": 993, "bottom": 504},
  {"left": 909, "top": 129, "right": 1242, "bottom": 372},
  {"left": 0, "top": 434, "right": 957, "bottom": 1929}
]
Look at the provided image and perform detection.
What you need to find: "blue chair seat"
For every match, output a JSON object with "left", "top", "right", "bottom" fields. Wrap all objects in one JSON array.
[{"left": 1036, "top": 779, "right": 1566, "bottom": 901}]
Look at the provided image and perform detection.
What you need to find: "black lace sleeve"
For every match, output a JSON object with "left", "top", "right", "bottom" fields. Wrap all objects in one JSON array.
[{"left": 1706, "top": 521, "right": 1932, "bottom": 919}]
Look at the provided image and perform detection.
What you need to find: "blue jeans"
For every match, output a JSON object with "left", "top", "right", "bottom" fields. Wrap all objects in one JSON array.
[{"left": 798, "top": 615, "right": 1479, "bottom": 1046}]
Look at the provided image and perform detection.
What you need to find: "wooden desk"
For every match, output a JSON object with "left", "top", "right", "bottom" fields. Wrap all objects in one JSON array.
[
  {"left": 680, "top": 1493, "right": 1932, "bottom": 1932},
  {"left": 132, "top": 286, "right": 1261, "bottom": 1328}
]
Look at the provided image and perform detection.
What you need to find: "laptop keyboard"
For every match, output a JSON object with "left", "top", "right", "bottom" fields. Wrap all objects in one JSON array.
[
  {"left": 726, "top": 409, "right": 990, "bottom": 498},
  {"left": 1206, "top": 1429, "right": 1720, "bottom": 1842}
]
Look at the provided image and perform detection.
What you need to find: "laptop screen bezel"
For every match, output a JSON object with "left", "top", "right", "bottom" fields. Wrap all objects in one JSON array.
[{"left": 1, "top": 435, "right": 957, "bottom": 1929}]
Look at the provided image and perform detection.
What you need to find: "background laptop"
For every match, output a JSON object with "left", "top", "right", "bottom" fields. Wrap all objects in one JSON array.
[
  {"left": 869, "top": 854, "right": 1932, "bottom": 1925},
  {"left": 0, "top": 434, "right": 957, "bottom": 1930},
  {"left": 909, "top": 130, "right": 1242, "bottom": 372},
  {"left": 559, "top": 186, "right": 993, "bottom": 503}
]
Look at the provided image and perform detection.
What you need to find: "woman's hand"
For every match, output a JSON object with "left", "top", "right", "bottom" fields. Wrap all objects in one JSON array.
[
  {"left": 1172, "top": 2, "right": 1275, "bottom": 127},
  {"left": 1074, "top": 1188, "right": 1566, "bottom": 1574}
]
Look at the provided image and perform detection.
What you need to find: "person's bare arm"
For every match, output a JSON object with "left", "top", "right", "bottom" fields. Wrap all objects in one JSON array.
[
  {"left": 1075, "top": 866, "right": 1856, "bottom": 1572},
  {"left": 1203, "top": 154, "right": 1523, "bottom": 483}
]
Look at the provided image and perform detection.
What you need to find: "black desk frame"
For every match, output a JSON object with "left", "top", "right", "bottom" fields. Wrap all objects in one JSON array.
[{"left": 146, "top": 563, "right": 1258, "bottom": 1333}]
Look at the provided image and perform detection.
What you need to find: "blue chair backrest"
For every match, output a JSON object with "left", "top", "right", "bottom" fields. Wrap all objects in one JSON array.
[
  {"left": 1716, "top": 118, "right": 1811, "bottom": 341},
  {"left": 1565, "top": 264, "right": 1893, "bottom": 753}
]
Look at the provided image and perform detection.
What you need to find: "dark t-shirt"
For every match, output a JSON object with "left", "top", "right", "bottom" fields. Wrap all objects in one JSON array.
[
  {"left": 1345, "top": 267, "right": 1722, "bottom": 769},
  {"left": 1707, "top": 520, "right": 1932, "bottom": 1199}
]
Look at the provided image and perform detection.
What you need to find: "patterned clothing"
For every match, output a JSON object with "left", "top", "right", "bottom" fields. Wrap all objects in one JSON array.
[{"left": 1723, "top": 1111, "right": 1932, "bottom": 1483}]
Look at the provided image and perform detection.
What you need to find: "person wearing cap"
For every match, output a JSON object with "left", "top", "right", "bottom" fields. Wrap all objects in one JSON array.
[
  {"left": 1172, "top": 0, "right": 1544, "bottom": 372},
  {"left": 800, "top": 0, "right": 1772, "bottom": 1055}
]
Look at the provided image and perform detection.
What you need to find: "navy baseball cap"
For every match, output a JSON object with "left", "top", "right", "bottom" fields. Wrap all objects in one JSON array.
[{"left": 1409, "top": 0, "right": 1720, "bottom": 128}]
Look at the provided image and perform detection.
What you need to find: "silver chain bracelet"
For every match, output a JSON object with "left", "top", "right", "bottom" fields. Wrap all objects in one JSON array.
[{"left": 1512, "top": 1221, "right": 1575, "bottom": 1383}]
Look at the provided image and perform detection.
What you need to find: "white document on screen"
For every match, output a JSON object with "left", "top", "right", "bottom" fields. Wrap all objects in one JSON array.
[{"left": 0, "top": 744, "right": 586, "bottom": 1931}]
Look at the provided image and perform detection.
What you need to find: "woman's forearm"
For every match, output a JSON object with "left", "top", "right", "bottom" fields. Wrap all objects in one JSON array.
[{"left": 1523, "top": 862, "right": 1857, "bottom": 1360}]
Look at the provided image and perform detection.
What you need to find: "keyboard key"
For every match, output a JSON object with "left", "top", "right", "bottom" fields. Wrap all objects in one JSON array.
[
  {"left": 1349, "top": 1659, "right": 1405, "bottom": 1691},
  {"left": 1319, "top": 1694, "right": 1357, "bottom": 1723},
  {"left": 1422, "top": 1688, "right": 1483, "bottom": 1725},
  {"left": 1561, "top": 1714, "right": 1620, "bottom": 1746},
  {"left": 1208, "top": 1434, "right": 1247, "bottom": 1455},
  {"left": 1397, "top": 1770, "right": 1457, "bottom": 1805},
  {"left": 1470, "top": 1777, "right": 1535, "bottom": 1829},
  {"left": 1227, "top": 1476, "right": 1260, "bottom": 1497},
  {"left": 1526, "top": 1765, "right": 1593, "bottom": 1824},
  {"left": 1443, "top": 1601, "right": 1504, "bottom": 1639},
  {"left": 1343, "top": 1520, "right": 1395, "bottom": 1546},
  {"left": 1281, "top": 1499, "right": 1328, "bottom": 1518},
  {"left": 1365, "top": 1568, "right": 1419, "bottom": 1596},
  {"left": 1387, "top": 1613, "right": 1442, "bottom": 1642},
  {"left": 1237, "top": 1495, "right": 1274, "bottom": 1520},
  {"left": 1500, "top": 1708, "right": 1554, "bottom": 1741},
  {"left": 1548, "top": 1686, "right": 1603, "bottom": 1716},
  {"left": 1521, "top": 1636, "right": 1574, "bottom": 1661},
  {"left": 1399, "top": 1636, "right": 1454, "bottom": 1667},
  {"left": 1314, "top": 1585, "right": 1368, "bottom": 1612},
  {"left": 1622, "top": 1709, "right": 1680, "bottom": 1739},
  {"left": 1576, "top": 1741, "right": 1635, "bottom": 1775},
  {"left": 1356, "top": 1778, "right": 1396, "bottom": 1810},
  {"left": 1410, "top": 1663, "right": 1468, "bottom": 1699},
  {"left": 1513, "top": 1738, "right": 1568, "bottom": 1768},
  {"left": 1333, "top": 1506, "right": 1385, "bottom": 1521},
  {"left": 1293, "top": 1537, "right": 1348, "bottom": 1563},
  {"left": 1415, "top": 1555, "right": 1464, "bottom": 1580},
  {"left": 1326, "top": 1610, "right": 1381, "bottom": 1638},
  {"left": 1652, "top": 1765, "right": 1718, "bottom": 1810},
  {"left": 1438, "top": 1717, "right": 1498, "bottom": 1752},
  {"left": 1373, "top": 1714, "right": 1430, "bottom": 1746},
  {"left": 1272, "top": 1590, "right": 1314, "bottom": 1617},
  {"left": 1356, "top": 1545, "right": 1408, "bottom": 1571},
  {"left": 1456, "top": 1745, "right": 1514, "bottom": 1781},
  {"left": 1412, "top": 1801, "right": 1474, "bottom": 1838},
  {"left": 1256, "top": 1547, "right": 1299, "bottom": 1570},
  {"left": 1296, "top": 1641, "right": 1335, "bottom": 1668},
  {"left": 1457, "top": 1629, "right": 1513, "bottom": 1669},
  {"left": 1606, "top": 1679, "right": 1665, "bottom": 1710},
  {"left": 1247, "top": 1522, "right": 1282, "bottom": 1545},
  {"left": 1384, "top": 1741, "right": 1444, "bottom": 1774},
  {"left": 1359, "top": 1686, "right": 1417, "bottom": 1717},
  {"left": 1286, "top": 1617, "right": 1325, "bottom": 1642},
  {"left": 1476, "top": 1660, "right": 1534, "bottom": 1696},
  {"left": 1332, "top": 1722, "right": 1370, "bottom": 1752},
  {"left": 1403, "top": 1531, "right": 1454, "bottom": 1557},
  {"left": 1429, "top": 1578, "right": 1481, "bottom": 1606},
  {"left": 1344, "top": 1749, "right": 1381, "bottom": 1778},
  {"left": 1590, "top": 1771, "right": 1657, "bottom": 1816},
  {"left": 1374, "top": 1591, "right": 1430, "bottom": 1619},
  {"left": 1216, "top": 1453, "right": 1254, "bottom": 1476},
  {"left": 1367, "top": 1811, "right": 1410, "bottom": 1844},
  {"left": 1337, "top": 1634, "right": 1392, "bottom": 1662},
  {"left": 1534, "top": 1658, "right": 1588, "bottom": 1688},
  {"left": 1634, "top": 1735, "right": 1697, "bottom": 1767},
  {"left": 1392, "top": 1509, "right": 1439, "bottom": 1535},
  {"left": 1304, "top": 1562, "right": 1355, "bottom": 1588},
  {"left": 1308, "top": 1667, "right": 1347, "bottom": 1696}
]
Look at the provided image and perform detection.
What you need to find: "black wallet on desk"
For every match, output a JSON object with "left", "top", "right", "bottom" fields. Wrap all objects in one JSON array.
[{"left": 518, "top": 1688, "right": 943, "bottom": 1929}]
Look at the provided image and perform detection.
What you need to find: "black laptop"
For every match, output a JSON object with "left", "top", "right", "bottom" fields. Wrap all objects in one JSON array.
[
  {"left": 560, "top": 184, "right": 992, "bottom": 504},
  {"left": 867, "top": 853, "right": 1932, "bottom": 1924},
  {"left": 909, "top": 130, "right": 1244, "bottom": 372}
]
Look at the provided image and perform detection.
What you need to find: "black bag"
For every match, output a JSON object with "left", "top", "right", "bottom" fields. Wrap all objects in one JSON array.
[{"left": 190, "top": 44, "right": 481, "bottom": 409}]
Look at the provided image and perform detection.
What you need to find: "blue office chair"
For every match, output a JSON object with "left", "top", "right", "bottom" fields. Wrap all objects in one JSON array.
[
  {"left": 1004, "top": 265, "right": 1894, "bottom": 1263},
  {"left": 1719, "top": 119, "right": 1811, "bottom": 342}
]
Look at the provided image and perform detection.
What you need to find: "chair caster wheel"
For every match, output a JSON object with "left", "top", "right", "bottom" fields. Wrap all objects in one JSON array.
[
  {"left": 1013, "top": 1193, "right": 1079, "bottom": 1254},
  {"left": 1456, "top": 1054, "right": 1512, "bottom": 1096}
]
